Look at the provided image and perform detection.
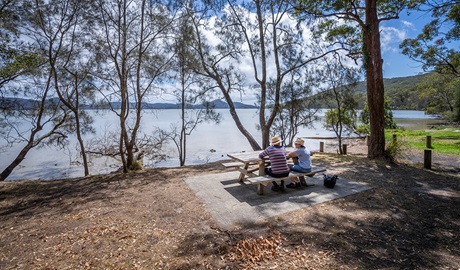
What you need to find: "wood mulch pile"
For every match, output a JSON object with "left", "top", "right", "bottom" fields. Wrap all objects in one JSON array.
[{"left": 1, "top": 139, "right": 459, "bottom": 269}]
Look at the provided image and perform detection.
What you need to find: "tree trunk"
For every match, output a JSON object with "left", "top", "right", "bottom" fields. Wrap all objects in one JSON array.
[
  {"left": 223, "top": 93, "right": 261, "bottom": 150},
  {"left": 364, "top": 0, "right": 386, "bottom": 158},
  {"left": 213, "top": 69, "right": 261, "bottom": 150},
  {"left": 1, "top": 141, "right": 34, "bottom": 181},
  {"left": 180, "top": 67, "right": 186, "bottom": 167},
  {"left": 75, "top": 111, "right": 89, "bottom": 176},
  {"left": 260, "top": 125, "right": 271, "bottom": 149},
  {"left": 119, "top": 81, "right": 129, "bottom": 172}
]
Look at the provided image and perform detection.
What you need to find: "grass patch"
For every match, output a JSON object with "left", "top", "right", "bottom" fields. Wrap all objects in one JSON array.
[{"left": 385, "top": 128, "right": 460, "bottom": 156}]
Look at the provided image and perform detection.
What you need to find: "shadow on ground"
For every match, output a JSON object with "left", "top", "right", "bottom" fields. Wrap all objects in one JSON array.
[{"left": 177, "top": 154, "right": 460, "bottom": 269}]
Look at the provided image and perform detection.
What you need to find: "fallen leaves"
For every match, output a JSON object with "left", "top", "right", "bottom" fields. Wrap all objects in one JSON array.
[{"left": 225, "top": 230, "right": 284, "bottom": 265}]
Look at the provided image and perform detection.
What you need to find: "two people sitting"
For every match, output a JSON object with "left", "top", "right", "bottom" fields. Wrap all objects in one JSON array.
[{"left": 258, "top": 136, "right": 312, "bottom": 192}]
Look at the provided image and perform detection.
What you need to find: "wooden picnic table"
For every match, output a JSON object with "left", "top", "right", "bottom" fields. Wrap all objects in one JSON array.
[
  {"left": 227, "top": 148, "right": 294, "bottom": 182},
  {"left": 227, "top": 148, "right": 324, "bottom": 195},
  {"left": 226, "top": 150, "right": 268, "bottom": 182}
]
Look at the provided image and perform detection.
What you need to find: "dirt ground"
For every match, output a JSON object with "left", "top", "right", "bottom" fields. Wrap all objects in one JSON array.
[{"left": 1, "top": 139, "right": 459, "bottom": 269}]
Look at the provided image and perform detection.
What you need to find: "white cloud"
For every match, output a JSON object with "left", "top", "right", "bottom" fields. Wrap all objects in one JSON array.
[
  {"left": 401, "top": 20, "right": 415, "bottom": 30},
  {"left": 380, "top": 26, "right": 407, "bottom": 53}
]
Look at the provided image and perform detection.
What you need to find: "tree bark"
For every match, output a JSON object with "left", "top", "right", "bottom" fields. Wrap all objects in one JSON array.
[
  {"left": 1, "top": 140, "right": 35, "bottom": 181},
  {"left": 75, "top": 112, "right": 89, "bottom": 176},
  {"left": 221, "top": 90, "right": 262, "bottom": 150},
  {"left": 364, "top": 0, "right": 386, "bottom": 158}
]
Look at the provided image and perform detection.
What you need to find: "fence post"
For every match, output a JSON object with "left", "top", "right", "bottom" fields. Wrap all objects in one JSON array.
[
  {"left": 342, "top": 144, "right": 348, "bottom": 155},
  {"left": 426, "top": 135, "right": 432, "bottom": 148},
  {"left": 424, "top": 149, "right": 432, "bottom": 169},
  {"left": 393, "top": 134, "right": 397, "bottom": 142},
  {"left": 319, "top": 141, "right": 324, "bottom": 153}
]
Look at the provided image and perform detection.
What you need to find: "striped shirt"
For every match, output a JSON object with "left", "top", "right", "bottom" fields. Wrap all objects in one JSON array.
[{"left": 259, "top": 145, "right": 289, "bottom": 174}]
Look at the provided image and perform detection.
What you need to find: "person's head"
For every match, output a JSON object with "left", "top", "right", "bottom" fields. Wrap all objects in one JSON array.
[
  {"left": 271, "top": 136, "right": 281, "bottom": 146},
  {"left": 294, "top": 137, "right": 304, "bottom": 148}
]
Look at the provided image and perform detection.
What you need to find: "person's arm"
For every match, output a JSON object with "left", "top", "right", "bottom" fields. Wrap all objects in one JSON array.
[
  {"left": 259, "top": 148, "right": 269, "bottom": 159},
  {"left": 287, "top": 150, "right": 298, "bottom": 158}
]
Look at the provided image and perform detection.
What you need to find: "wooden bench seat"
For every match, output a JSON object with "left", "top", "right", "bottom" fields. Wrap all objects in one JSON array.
[
  {"left": 222, "top": 162, "right": 245, "bottom": 168},
  {"left": 222, "top": 161, "right": 260, "bottom": 168},
  {"left": 245, "top": 166, "right": 327, "bottom": 195}
]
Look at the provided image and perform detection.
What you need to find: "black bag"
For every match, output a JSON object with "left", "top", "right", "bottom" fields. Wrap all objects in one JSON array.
[{"left": 323, "top": 174, "right": 338, "bottom": 188}]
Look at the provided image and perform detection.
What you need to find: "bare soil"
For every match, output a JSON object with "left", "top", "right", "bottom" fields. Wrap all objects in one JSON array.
[{"left": 1, "top": 139, "right": 459, "bottom": 269}]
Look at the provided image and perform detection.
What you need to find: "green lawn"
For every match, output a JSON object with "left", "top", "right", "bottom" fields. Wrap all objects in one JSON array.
[{"left": 385, "top": 128, "right": 460, "bottom": 156}]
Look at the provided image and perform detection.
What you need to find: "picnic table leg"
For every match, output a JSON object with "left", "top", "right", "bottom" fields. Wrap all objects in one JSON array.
[
  {"left": 238, "top": 163, "right": 249, "bottom": 182},
  {"left": 257, "top": 184, "right": 264, "bottom": 195},
  {"left": 257, "top": 160, "right": 266, "bottom": 195},
  {"left": 258, "top": 160, "right": 265, "bottom": 176}
]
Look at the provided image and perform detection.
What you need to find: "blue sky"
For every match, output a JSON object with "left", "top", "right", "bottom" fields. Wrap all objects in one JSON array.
[
  {"left": 161, "top": 7, "right": 452, "bottom": 104},
  {"left": 380, "top": 10, "right": 434, "bottom": 78}
]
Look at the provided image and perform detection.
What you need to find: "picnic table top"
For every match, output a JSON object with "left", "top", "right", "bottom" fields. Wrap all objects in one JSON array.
[
  {"left": 227, "top": 148, "right": 294, "bottom": 163},
  {"left": 227, "top": 151, "right": 264, "bottom": 163}
]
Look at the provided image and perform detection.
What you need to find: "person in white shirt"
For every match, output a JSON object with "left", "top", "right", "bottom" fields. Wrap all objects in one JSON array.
[{"left": 286, "top": 137, "right": 312, "bottom": 188}]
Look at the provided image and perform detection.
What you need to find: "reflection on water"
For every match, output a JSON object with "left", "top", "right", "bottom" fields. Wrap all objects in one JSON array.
[
  {"left": 395, "top": 118, "right": 444, "bottom": 130},
  {"left": 392, "top": 110, "right": 443, "bottom": 130},
  {"left": 0, "top": 109, "right": 442, "bottom": 180}
]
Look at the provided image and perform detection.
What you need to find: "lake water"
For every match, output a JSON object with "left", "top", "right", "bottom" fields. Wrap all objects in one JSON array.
[{"left": 0, "top": 109, "right": 442, "bottom": 181}]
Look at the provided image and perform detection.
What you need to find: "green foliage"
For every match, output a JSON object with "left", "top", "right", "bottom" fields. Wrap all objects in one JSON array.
[
  {"left": 342, "top": 71, "right": 460, "bottom": 121},
  {"left": 455, "top": 87, "right": 460, "bottom": 121},
  {"left": 415, "top": 72, "right": 460, "bottom": 121},
  {"left": 272, "top": 73, "right": 317, "bottom": 146},
  {"left": 386, "top": 128, "right": 460, "bottom": 156},
  {"left": 0, "top": 50, "right": 43, "bottom": 89},
  {"left": 384, "top": 99, "right": 398, "bottom": 129},
  {"left": 359, "top": 96, "right": 397, "bottom": 135},
  {"left": 129, "top": 161, "right": 143, "bottom": 171},
  {"left": 324, "top": 107, "right": 357, "bottom": 135},
  {"left": 317, "top": 73, "right": 432, "bottom": 110},
  {"left": 385, "top": 135, "right": 405, "bottom": 163},
  {"left": 400, "top": 1, "right": 460, "bottom": 76},
  {"left": 317, "top": 54, "right": 360, "bottom": 148}
]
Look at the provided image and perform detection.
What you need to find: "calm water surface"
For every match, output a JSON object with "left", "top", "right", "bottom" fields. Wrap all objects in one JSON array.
[{"left": 0, "top": 109, "right": 442, "bottom": 180}]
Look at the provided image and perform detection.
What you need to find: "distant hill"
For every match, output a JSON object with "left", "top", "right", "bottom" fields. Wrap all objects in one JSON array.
[
  {"left": 349, "top": 73, "right": 429, "bottom": 94},
  {"left": 317, "top": 73, "right": 431, "bottom": 110},
  {"left": 356, "top": 73, "right": 430, "bottom": 110},
  {"left": 93, "top": 99, "right": 257, "bottom": 109},
  {"left": 208, "top": 99, "right": 257, "bottom": 109},
  {"left": 1, "top": 98, "right": 258, "bottom": 110}
]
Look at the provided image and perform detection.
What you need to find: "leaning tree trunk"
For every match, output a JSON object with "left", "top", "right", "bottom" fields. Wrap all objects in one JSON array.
[
  {"left": 226, "top": 96, "right": 262, "bottom": 151},
  {"left": 218, "top": 80, "right": 262, "bottom": 151},
  {"left": 1, "top": 141, "right": 35, "bottom": 181},
  {"left": 75, "top": 113, "right": 89, "bottom": 176},
  {"left": 364, "top": 0, "right": 386, "bottom": 159}
]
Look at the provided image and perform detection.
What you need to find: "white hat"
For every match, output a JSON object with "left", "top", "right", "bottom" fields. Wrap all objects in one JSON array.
[
  {"left": 271, "top": 136, "right": 281, "bottom": 145},
  {"left": 295, "top": 138, "right": 304, "bottom": 146}
]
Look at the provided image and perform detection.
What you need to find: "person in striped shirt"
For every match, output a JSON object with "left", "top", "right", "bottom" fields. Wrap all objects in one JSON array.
[{"left": 258, "top": 136, "right": 290, "bottom": 192}]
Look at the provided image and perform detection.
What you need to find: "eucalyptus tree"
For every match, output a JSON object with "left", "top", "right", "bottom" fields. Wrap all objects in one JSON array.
[
  {"left": 0, "top": 0, "right": 42, "bottom": 92},
  {"left": 319, "top": 54, "right": 359, "bottom": 154},
  {"left": 22, "top": 0, "right": 96, "bottom": 177},
  {"left": 270, "top": 71, "right": 318, "bottom": 147},
  {"left": 1, "top": 0, "right": 94, "bottom": 180},
  {"left": 91, "top": 0, "right": 175, "bottom": 172},
  {"left": 294, "top": 0, "right": 412, "bottom": 158},
  {"left": 169, "top": 6, "right": 221, "bottom": 166},
  {"left": 188, "top": 0, "right": 337, "bottom": 150}
]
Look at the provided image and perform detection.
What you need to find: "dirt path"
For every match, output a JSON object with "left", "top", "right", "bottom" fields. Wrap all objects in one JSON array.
[{"left": 1, "top": 140, "right": 459, "bottom": 269}]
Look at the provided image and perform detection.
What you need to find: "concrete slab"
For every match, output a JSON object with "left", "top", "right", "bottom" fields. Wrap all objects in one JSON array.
[{"left": 184, "top": 171, "right": 371, "bottom": 229}]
